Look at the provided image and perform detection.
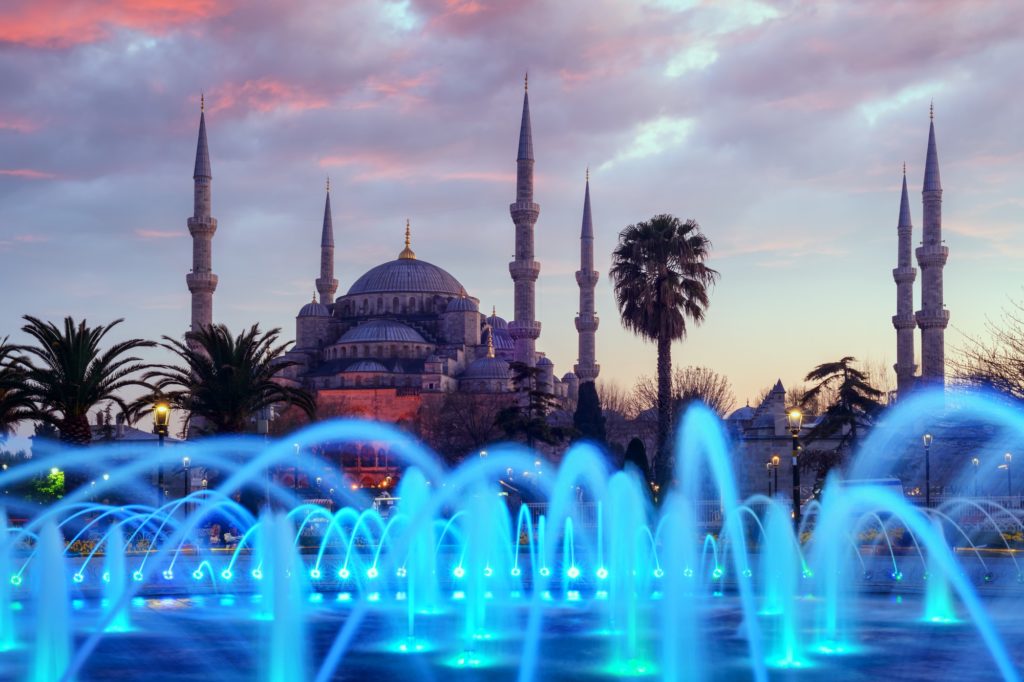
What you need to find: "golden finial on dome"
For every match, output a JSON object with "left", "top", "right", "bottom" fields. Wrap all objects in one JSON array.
[
  {"left": 312, "top": 291, "right": 317, "bottom": 304},
  {"left": 399, "top": 219, "right": 416, "bottom": 259},
  {"left": 492, "top": 305, "right": 496, "bottom": 318},
  {"left": 486, "top": 329, "right": 495, "bottom": 359}
]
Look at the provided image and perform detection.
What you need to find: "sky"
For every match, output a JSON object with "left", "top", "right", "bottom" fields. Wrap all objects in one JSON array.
[{"left": 1, "top": 0, "right": 1023, "bottom": 428}]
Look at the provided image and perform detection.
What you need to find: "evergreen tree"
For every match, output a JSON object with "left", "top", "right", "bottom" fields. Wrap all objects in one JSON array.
[{"left": 573, "top": 381, "right": 606, "bottom": 446}]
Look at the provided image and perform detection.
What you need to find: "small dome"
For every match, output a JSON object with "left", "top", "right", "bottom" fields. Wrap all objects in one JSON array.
[
  {"left": 537, "top": 356, "right": 553, "bottom": 366},
  {"left": 562, "top": 372, "right": 577, "bottom": 381},
  {"left": 345, "top": 360, "right": 389, "bottom": 373},
  {"left": 339, "top": 319, "right": 426, "bottom": 344},
  {"left": 487, "top": 313, "right": 508, "bottom": 330},
  {"left": 727, "top": 405, "right": 755, "bottom": 421},
  {"left": 298, "top": 300, "right": 330, "bottom": 317},
  {"left": 463, "top": 356, "right": 511, "bottom": 381},
  {"left": 446, "top": 297, "right": 479, "bottom": 313}
]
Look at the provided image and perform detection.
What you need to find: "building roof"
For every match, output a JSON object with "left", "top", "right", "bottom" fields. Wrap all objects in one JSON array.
[
  {"left": 446, "top": 296, "right": 478, "bottom": 313},
  {"left": 298, "top": 300, "right": 330, "bottom": 317},
  {"left": 463, "top": 356, "right": 511, "bottom": 380},
  {"left": 344, "top": 360, "right": 389, "bottom": 373},
  {"left": 346, "top": 258, "right": 465, "bottom": 297},
  {"left": 338, "top": 319, "right": 427, "bottom": 344},
  {"left": 727, "top": 405, "right": 756, "bottom": 421}
]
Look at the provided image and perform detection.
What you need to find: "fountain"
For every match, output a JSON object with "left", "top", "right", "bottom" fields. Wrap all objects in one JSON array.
[{"left": 0, "top": 388, "right": 1020, "bottom": 681}]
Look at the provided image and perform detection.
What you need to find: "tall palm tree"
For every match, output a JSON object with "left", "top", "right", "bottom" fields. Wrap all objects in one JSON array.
[
  {"left": 610, "top": 214, "right": 719, "bottom": 491},
  {"left": 0, "top": 338, "right": 34, "bottom": 439},
  {"left": 144, "top": 323, "right": 316, "bottom": 435},
  {"left": 16, "top": 316, "right": 154, "bottom": 445}
]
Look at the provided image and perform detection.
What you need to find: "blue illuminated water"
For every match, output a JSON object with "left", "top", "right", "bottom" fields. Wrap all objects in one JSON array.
[{"left": 0, "top": 388, "right": 1021, "bottom": 681}]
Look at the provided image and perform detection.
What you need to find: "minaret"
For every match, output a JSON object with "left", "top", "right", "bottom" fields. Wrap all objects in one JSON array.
[
  {"left": 914, "top": 103, "right": 949, "bottom": 385},
  {"left": 186, "top": 94, "right": 218, "bottom": 333},
  {"left": 892, "top": 164, "right": 917, "bottom": 397},
  {"left": 508, "top": 74, "right": 541, "bottom": 366},
  {"left": 574, "top": 168, "right": 600, "bottom": 383},
  {"left": 315, "top": 177, "right": 338, "bottom": 305}
]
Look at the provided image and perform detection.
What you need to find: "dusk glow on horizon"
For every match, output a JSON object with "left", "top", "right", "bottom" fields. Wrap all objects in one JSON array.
[{"left": 2, "top": 0, "right": 1023, "bottom": 420}]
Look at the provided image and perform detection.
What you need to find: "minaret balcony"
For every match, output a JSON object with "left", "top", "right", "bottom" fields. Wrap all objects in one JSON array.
[
  {"left": 574, "top": 316, "right": 599, "bottom": 333},
  {"left": 574, "top": 364, "right": 600, "bottom": 382},
  {"left": 915, "top": 308, "right": 950, "bottom": 329},
  {"left": 509, "top": 260, "right": 541, "bottom": 281},
  {"left": 891, "top": 314, "right": 916, "bottom": 330},
  {"left": 891, "top": 266, "right": 916, "bottom": 284},
  {"left": 187, "top": 216, "right": 217, "bottom": 236},
  {"left": 508, "top": 320, "right": 542, "bottom": 339},
  {"left": 575, "top": 270, "right": 600, "bottom": 287},
  {"left": 509, "top": 202, "right": 540, "bottom": 223},
  {"left": 914, "top": 244, "right": 948, "bottom": 267},
  {"left": 186, "top": 271, "right": 218, "bottom": 293}
]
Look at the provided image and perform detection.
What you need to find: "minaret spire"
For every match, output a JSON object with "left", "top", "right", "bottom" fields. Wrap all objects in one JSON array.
[
  {"left": 574, "top": 168, "right": 600, "bottom": 383},
  {"left": 315, "top": 178, "right": 338, "bottom": 305},
  {"left": 508, "top": 75, "right": 541, "bottom": 366},
  {"left": 186, "top": 96, "right": 218, "bottom": 334},
  {"left": 915, "top": 105, "right": 949, "bottom": 386},
  {"left": 892, "top": 165, "right": 917, "bottom": 398}
]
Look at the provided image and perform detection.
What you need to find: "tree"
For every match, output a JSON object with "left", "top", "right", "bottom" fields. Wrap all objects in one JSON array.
[
  {"left": 419, "top": 392, "right": 506, "bottom": 465},
  {"left": 0, "top": 338, "right": 33, "bottom": 439},
  {"left": 495, "top": 362, "right": 570, "bottom": 449},
  {"left": 142, "top": 324, "right": 316, "bottom": 435},
  {"left": 799, "top": 356, "right": 883, "bottom": 490},
  {"left": 15, "top": 316, "right": 154, "bottom": 445},
  {"left": 954, "top": 298, "right": 1024, "bottom": 401},
  {"left": 596, "top": 380, "right": 634, "bottom": 418},
  {"left": 610, "top": 215, "right": 719, "bottom": 492},
  {"left": 623, "top": 437, "right": 652, "bottom": 487},
  {"left": 630, "top": 366, "right": 735, "bottom": 418},
  {"left": 573, "top": 381, "right": 607, "bottom": 446}
]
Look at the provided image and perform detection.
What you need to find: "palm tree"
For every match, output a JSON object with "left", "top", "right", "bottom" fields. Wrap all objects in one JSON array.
[
  {"left": 0, "top": 338, "right": 34, "bottom": 439},
  {"left": 143, "top": 323, "right": 316, "bottom": 435},
  {"left": 610, "top": 214, "right": 718, "bottom": 491},
  {"left": 16, "top": 316, "right": 155, "bottom": 445}
]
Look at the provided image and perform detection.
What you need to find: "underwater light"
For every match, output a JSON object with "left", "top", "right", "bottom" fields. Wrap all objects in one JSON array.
[
  {"left": 510, "top": 567, "right": 521, "bottom": 577},
  {"left": 596, "top": 567, "right": 608, "bottom": 580},
  {"left": 984, "top": 572, "right": 994, "bottom": 583},
  {"left": 683, "top": 568, "right": 694, "bottom": 578},
  {"left": 309, "top": 568, "right": 321, "bottom": 580},
  {"left": 802, "top": 568, "right": 815, "bottom": 579},
  {"left": 483, "top": 566, "right": 493, "bottom": 577},
  {"left": 10, "top": 575, "right": 21, "bottom": 586},
  {"left": 133, "top": 571, "right": 144, "bottom": 582},
  {"left": 453, "top": 566, "right": 465, "bottom": 579},
  {"left": 221, "top": 569, "right": 233, "bottom": 581},
  {"left": 367, "top": 567, "right": 379, "bottom": 579},
  {"left": 72, "top": 573, "right": 84, "bottom": 584},
  {"left": 162, "top": 569, "right": 174, "bottom": 580},
  {"left": 742, "top": 569, "right": 753, "bottom": 578},
  {"left": 539, "top": 567, "right": 551, "bottom": 577},
  {"left": 890, "top": 571, "right": 904, "bottom": 582},
  {"left": 567, "top": 566, "right": 580, "bottom": 579},
  {"left": 653, "top": 568, "right": 664, "bottom": 579},
  {"left": 712, "top": 567, "right": 723, "bottom": 579},
  {"left": 338, "top": 567, "right": 350, "bottom": 580},
  {"left": 192, "top": 570, "right": 203, "bottom": 581},
  {"left": 396, "top": 567, "right": 407, "bottom": 578},
  {"left": 251, "top": 569, "right": 263, "bottom": 580},
  {"left": 102, "top": 572, "right": 110, "bottom": 583}
]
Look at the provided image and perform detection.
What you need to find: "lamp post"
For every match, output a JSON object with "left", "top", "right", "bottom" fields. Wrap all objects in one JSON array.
[
  {"left": 771, "top": 454, "right": 780, "bottom": 499},
  {"left": 787, "top": 410, "right": 803, "bottom": 532},
  {"left": 922, "top": 433, "right": 933, "bottom": 508},
  {"left": 293, "top": 443, "right": 300, "bottom": 497},
  {"left": 972, "top": 457, "right": 980, "bottom": 497},
  {"left": 153, "top": 401, "right": 171, "bottom": 507},
  {"left": 766, "top": 461, "right": 773, "bottom": 496},
  {"left": 182, "top": 456, "right": 191, "bottom": 516},
  {"left": 1006, "top": 453, "right": 1013, "bottom": 497}
]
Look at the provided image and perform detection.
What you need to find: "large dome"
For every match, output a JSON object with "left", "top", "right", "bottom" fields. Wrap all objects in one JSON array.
[
  {"left": 346, "top": 258, "right": 465, "bottom": 297},
  {"left": 339, "top": 319, "right": 426, "bottom": 344}
]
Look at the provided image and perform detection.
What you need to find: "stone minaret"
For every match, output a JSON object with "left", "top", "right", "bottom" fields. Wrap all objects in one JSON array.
[
  {"left": 508, "top": 74, "right": 541, "bottom": 366},
  {"left": 315, "top": 178, "right": 338, "bottom": 305},
  {"left": 892, "top": 165, "right": 917, "bottom": 397},
  {"left": 914, "top": 104, "right": 949, "bottom": 385},
  {"left": 186, "top": 94, "right": 218, "bottom": 333},
  {"left": 574, "top": 169, "right": 600, "bottom": 383}
]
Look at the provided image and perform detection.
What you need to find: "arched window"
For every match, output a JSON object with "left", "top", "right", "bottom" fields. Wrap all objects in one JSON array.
[
  {"left": 362, "top": 298, "right": 369, "bottom": 314},
  {"left": 377, "top": 297, "right": 384, "bottom": 313},
  {"left": 409, "top": 297, "right": 416, "bottom": 312},
  {"left": 392, "top": 297, "right": 399, "bottom": 312}
]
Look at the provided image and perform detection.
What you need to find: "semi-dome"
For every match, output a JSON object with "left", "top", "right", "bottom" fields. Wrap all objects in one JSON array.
[
  {"left": 462, "top": 356, "right": 511, "bottom": 380},
  {"left": 298, "top": 300, "right": 330, "bottom": 317},
  {"left": 345, "top": 360, "right": 389, "bottom": 373},
  {"left": 338, "top": 319, "right": 426, "bottom": 344},
  {"left": 346, "top": 258, "right": 465, "bottom": 297},
  {"left": 490, "top": 328, "right": 514, "bottom": 352},
  {"left": 445, "top": 296, "right": 479, "bottom": 313},
  {"left": 537, "top": 356, "right": 553, "bottom": 366}
]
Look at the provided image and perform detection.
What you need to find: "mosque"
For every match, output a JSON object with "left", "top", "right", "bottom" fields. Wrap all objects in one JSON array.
[{"left": 184, "top": 80, "right": 600, "bottom": 433}]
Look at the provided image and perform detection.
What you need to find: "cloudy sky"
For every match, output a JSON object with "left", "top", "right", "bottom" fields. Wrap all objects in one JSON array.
[{"left": 1, "top": 0, "right": 1022, "bottom": 418}]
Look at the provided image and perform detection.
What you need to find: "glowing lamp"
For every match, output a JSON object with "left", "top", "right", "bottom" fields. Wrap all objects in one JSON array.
[
  {"left": 786, "top": 410, "right": 803, "bottom": 436},
  {"left": 771, "top": 455, "right": 780, "bottom": 467},
  {"left": 922, "top": 433, "right": 933, "bottom": 447},
  {"left": 153, "top": 402, "right": 171, "bottom": 436}
]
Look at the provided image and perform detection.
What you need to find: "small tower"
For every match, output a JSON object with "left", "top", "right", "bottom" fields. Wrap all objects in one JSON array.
[
  {"left": 915, "top": 104, "right": 949, "bottom": 386},
  {"left": 508, "top": 74, "right": 542, "bottom": 367},
  {"left": 315, "top": 178, "right": 338, "bottom": 306},
  {"left": 186, "top": 94, "right": 218, "bottom": 334},
  {"left": 574, "top": 168, "right": 600, "bottom": 383},
  {"left": 892, "top": 164, "right": 917, "bottom": 397}
]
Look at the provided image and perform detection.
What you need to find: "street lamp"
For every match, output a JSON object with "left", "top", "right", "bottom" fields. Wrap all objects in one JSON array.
[
  {"left": 787, "top": 410, "right": 803, "bottom": 531},
  {"left": 922, "top": 433, "right": 933, "bottom": 508},
  {"left": 972, "top": 457, "right": 980, "bottom": 497},
  {"left": 293, "top": 443, "right": 300, "bottom": 496},
  {"left": 183, "top": 456, "right": 192, "bottom": 516},
  {"left": 771, "top": 454, "right": 780, "bottom": 499},
  {"left": 766, "top": 461, "right": 773, "bottom": 496},
  {"left": 1005, "top": 453, "right": 1013, "bottom": 497},
  {"left": 153, "top": 401, "right": 171, "bottom": 506}
]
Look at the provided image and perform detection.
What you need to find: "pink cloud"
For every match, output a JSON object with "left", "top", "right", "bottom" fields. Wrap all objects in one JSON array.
[
  {"left": 0, "top": 168, "right": 56, "bottom": 179},
  {"left": 13, "top": 234, "right": 50, "bottom": 243},
  {"left": 207, "top": 78, "right": 329, "bottom": 115},
  {"left": 0, "top": 0, "right": 228, "bottom": 49},
  {"left": 0, "top": 116, "right": 39, "bottom": 133},
  {"left": 135, "top": 229, "right": 183, "bottom": 239}
]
